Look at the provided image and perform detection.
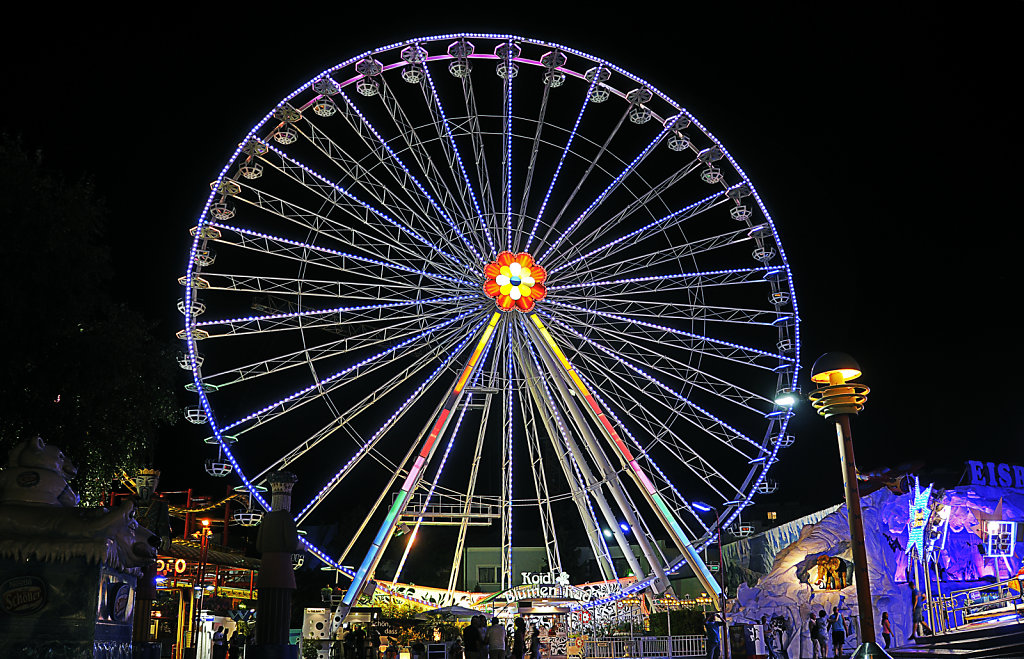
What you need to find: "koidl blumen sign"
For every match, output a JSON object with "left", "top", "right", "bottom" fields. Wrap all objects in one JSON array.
[{"left": 966, "top": 461, "right": 1024, "bottom": 489}]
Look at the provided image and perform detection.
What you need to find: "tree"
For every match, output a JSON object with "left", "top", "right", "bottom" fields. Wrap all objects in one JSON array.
[{"left": 0, "top": 136, "right": 178, "bottom": 505}]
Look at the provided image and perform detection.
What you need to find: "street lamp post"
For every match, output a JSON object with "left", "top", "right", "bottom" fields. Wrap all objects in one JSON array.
[
  {"left": 808, "top": 352, "right": 891, "bottom": 659},
  {"left": 693, "top": 502, "right": 728, "bottom": 659}
]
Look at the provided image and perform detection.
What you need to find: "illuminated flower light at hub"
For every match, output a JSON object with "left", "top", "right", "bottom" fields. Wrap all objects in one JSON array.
[{"left": 484, "top": 251, "right": 547, "bottom": 311}]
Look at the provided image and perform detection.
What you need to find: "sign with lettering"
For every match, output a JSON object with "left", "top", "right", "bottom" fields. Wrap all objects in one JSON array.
[
  {"left": 0, "top": 576, "right": 47, "bottom": 615},
  {"left": 966, "top": 461, "right": 1024, "bottom": 489}
]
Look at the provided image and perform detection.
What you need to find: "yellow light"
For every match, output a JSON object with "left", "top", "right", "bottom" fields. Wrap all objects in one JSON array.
[
  {"left": 810, "top": 367, "right": 862, "bottom": 384},
  {"left": 201, "top": 519, "right": 211, "bottom": 527}
]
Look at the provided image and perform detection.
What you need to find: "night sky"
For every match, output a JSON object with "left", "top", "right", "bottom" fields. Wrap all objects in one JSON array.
[{"left": 5, "top": 5, "right": 1021, "bottom": 517}]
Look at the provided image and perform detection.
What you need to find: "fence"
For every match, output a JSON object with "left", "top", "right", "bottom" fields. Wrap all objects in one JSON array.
[
  {"left": 943, "top": 576, "right": 1024, "bottom": 631},
  {"left": 583, "top": 635, "right": 707, "bottom": 658}
]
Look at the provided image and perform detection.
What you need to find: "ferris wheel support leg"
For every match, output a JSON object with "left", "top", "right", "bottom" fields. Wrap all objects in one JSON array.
[
  {"left": 525, "top": 313, "right": 723, "bottom": 606},
  {"left": 522, "top": 318, "right": 662, "bottom": 593},
  {"left": 516, "top": 341, "right": 616, "bottom": 581},
  {"left": 339, "top": 311, "right": 503, "bottom": 614}
]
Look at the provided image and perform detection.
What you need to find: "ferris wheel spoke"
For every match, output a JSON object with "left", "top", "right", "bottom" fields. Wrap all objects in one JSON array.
[
  {"left": 280, "top": 315, "right": 489, "bottom": 524},
  {"left": 452, "top": 51, "right": 500, "bottom": 243},
  {"left": 548, "top": 290, "right": 782, "bottom": 328},
  {"left": 521, "top": 65, "right": 602, "bottom": 253},
  {"left": 220, "top": 306, "right": 484, "bottom": 434},
  {"left": 563, "top": 157, "right": 704, "bottom": 258},
  {"left": 197, "top": 306, "right": 470, "bottom": 391},
  {"left": 548, "top": 310, "right": 776, "bottom": 414},
  {"left": 514, "top": 65, "right": 554, "bottom": 251},
  {"left": 538, "top": 311, "right": 762, "bottom": 457},
  {"left": 570, "top": 361, "right": 745, "bottom": 501},
  {"left": 520, "top": 336, "right": 636, "bottom": 581},
  {"left": 547, "top": 266, "right": 770, "bottom": 296},
  {"left": 256, "top": 141, "right": 475, "bottom": 273},
  {"left": 552, "top": 195, "right": 745, "bottom": 278},
  {"left": 577, "top": 371, "right": 712, "bottom": 540},
  {"left": 228, "top": 310, "right": 483, "bottom": 444},
  {"left": 542, "top": 298, "right": 790, "bottom": 370},
  {"left": 376, "top": 76, "right": 478, "bottom": 225},
  {"left": 323, "top": 82, "right": 486, "bottom": 265},
  {"left": 518, "top": 339, "right": 616, "bottom": 579},
  {"left": 194, "top": 295, "right": 478, "bottom": 339},
  {"left": 420, "top": 62, "right": 496, "bottom": 256},
  {"left": 248, "top": 314, "right": 482, "bottom": 485},
  {"left": 538, "top": 124, "right": 669, "bottom": 263},
  {"left": 207, "top": 221, "right": 470, "bottom": 288},
  {"left": 232, "top": 181, "right": 444, "bottom": 272},
  {"left": 192, "top": 273, "right": 452, "bottom": 301}
]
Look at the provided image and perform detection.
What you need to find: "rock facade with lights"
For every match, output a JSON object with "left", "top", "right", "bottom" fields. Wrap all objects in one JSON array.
[
  {"left": 0, "top": 437, "right": 161, "bottom": 658},
  {"left": 726, "top": 484, "right": 1023, "bottom": 657}
]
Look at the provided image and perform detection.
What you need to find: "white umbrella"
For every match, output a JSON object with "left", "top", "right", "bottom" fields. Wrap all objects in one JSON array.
[{"left": 416, "top": 605, "right": 482, "bottom": 620}]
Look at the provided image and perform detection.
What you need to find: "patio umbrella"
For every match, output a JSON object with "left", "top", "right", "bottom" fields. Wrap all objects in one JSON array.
[{"left": 415, "top": 605, "right": 483, "bottom": 619}]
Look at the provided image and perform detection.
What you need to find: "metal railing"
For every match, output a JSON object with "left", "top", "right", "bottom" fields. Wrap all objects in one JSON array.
[
  {"left": 942, "top": 576, "right": 1024, "bottom": 631},
  {"left": 583, "top": 635, "right": 707, "bottom": 658}
]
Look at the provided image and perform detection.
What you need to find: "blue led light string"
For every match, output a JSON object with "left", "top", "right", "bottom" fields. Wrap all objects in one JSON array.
[
  {"left": 503, "top": 327, "right": 515, "bottom": 589},
  {"left": 538, "top": 127, "right": 670, "bottom": 264},
  {"left": 542, "top": 297, "right": 793, "bottom": 366},
  {"left": 195, "top": 295, "right": 477, "bottom": 333},
  {"left": 391, "top": 332, "right": 496, "bottom": 583},
  {"left": 522, "top": 65, "right": 601, "bottom": 253},
  {"left": 502, "top": 39, "right": 515, "bottom": 252},
  {"left": 537, "top": 309, "right": 760, "bottom": 453},
  {"left": 259, "top": 141, "right": 476, "bottom": 275},
  {"left": 544, "top": 301, "right": 778, "bottom": 412},
  {"left": 420, "top": 62, "right": 496, "bottom": 257},
  {"left": 549, "top": 187, "right": 735, "bottom": 275},
  {"left": 575, "top": 369, "right": 712, "bottom": 537},
  {"left": 293, "top": 314, "right": 490, "bottom": 524},
  {"left": 208, "top": 221, "right": 470, "bottom": 288},
  {"left": 325, "top": 80, "right": 485, "bottom": 266},
  {"left": 222, "top": 307, "right": 482, "bottom": 434}
]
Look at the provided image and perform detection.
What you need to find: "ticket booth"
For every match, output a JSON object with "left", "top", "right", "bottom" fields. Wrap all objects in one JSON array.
[{"left": 517, "top": 599, "right": 575, "bottom": 659}]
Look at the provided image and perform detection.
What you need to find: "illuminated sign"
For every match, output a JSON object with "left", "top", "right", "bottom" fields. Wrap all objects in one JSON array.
[
  {"left": 156, "top": 558, "right": 188, "bottom": 575},
  {"left": 906, "top": 476, "right": 933, "bottom": 560},
  {"left": 966, "top": 461, "right": 1024, "bottom": 489}
]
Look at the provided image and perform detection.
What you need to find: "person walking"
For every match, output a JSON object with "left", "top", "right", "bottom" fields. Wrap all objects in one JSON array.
[
  {"left": 828, "top": 608, "right": 846, "bottom": 658},
  {"left": 814, "top": 611, "right": 828, "bottom": 659},
  {"left": 486, "top": 617, "right": 507, "bottom": 659},
  {"left": 212, "top": 625, "right": 228, "bottom": 659},
  {"left": 909, "top": 580, "right": 933, "bottom": 639},
  {"left": 513, "top": 618, "right": 526, "bottom": 659},
  {"left": 529, "top": 625, "right": 541, "bottom": 659},
  {"left": 464, "top": 616, "right": 483, "bottom": 659},
  {"left": 704, "top": 612, "right": 721, "bottom": 659},
  {"left": 880, "top": 612, "right": 892, "bottom": 649}
]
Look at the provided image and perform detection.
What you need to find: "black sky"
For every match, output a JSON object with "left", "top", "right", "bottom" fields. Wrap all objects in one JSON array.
[{"left": 4, "top": 5, "right": 1021, "bottom": 509}]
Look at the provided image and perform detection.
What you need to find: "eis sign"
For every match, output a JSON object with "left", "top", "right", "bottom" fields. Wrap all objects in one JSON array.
[{"left": 966, "top": 461, "right": 1024, "bottom": 490}]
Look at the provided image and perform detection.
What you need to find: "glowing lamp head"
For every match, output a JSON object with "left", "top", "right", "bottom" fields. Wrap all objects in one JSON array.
[
  {"left": 201, "top": 519, "right": 211, "bottom": 527},
  {"left": 937, "top": 506, "right": 951, "bottom": 520},
  {"left": 810, "top": 352, "right": 862, "bottom": 385}
]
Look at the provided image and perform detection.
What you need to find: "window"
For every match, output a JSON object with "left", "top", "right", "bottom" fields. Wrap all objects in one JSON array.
[
  {"left": 478, "top": 566, "right": 498, "bottom": 584},
  {"left": 767, "top": 511, "right": 777, "bottom": 520}
]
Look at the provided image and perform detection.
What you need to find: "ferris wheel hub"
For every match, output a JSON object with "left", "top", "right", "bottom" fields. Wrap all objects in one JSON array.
[{"left": 483, "top": 251, "right": 548, "bottom": 311}]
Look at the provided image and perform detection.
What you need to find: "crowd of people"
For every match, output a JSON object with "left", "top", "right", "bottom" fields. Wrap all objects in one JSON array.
[{"left": 462, "top": 615, "right": 543, "bottom": 659}]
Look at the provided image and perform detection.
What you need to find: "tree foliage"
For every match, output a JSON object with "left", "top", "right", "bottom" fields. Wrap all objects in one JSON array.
[{"left": 0, "top": 136, "right": 178, "bottom": 505}]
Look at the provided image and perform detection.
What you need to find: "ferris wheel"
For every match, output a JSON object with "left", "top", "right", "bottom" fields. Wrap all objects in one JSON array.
[{"left": 179, "top": 33, "right": 800, "bottom": 616}]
